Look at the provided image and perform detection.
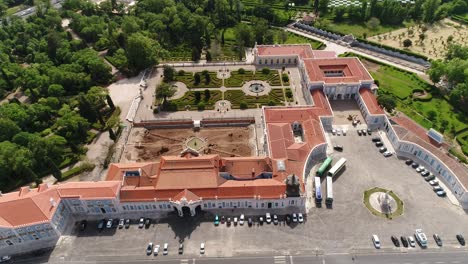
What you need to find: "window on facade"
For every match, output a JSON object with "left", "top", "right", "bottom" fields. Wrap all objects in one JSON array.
[
  {"left": 212, "top": 203, "right": 215, "bottom": 207},
  {"left": 294, "top": 58, "right": 297, "bottom": 63},
  {"left": 137, "top": 206, "right": 142, "bottom": 210},
  {"left": 145, "top": 205, "right": 149, "bottom": 210},
  {"left": 259, "top": 59, "right": 262, "bottom": 64},
  {"left": 270, "top": 59, "right": 273, "bottom": 64},
  {"left": 275, "top": 202, "right": 278, "bottom": 207},
  {"left": 288, "top": 58, "right": 291, "bottom": 63},
  {"left": 204, "top": 204, "right": 207, "bottom": 208},
  {"left": 282, "top": 58, "right": 285, "bottom": 63},
  {"left": 130, "top": 205, "right": 134, "bottom": 210},
  {"left": 261, "top": 203, "right": 264, "bottom": 208},
  {"left": 159, "top": 205, "right": 163, "bottom": 209},
  {"left": 276, "top": 59, "right": 279, "bottom": 64}
]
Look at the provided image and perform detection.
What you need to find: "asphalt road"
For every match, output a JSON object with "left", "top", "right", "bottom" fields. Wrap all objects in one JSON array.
[{"left": 17, "top": 251, "right": 468, "bottom": 264}]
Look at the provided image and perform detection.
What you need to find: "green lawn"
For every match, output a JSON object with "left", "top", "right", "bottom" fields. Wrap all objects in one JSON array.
[
  {"left": 370, "top": 66, "right": 432, "bottom": 99},
  {"left": 6, "top": 5, "right": 25, "bottom": 16},
  {"left": 175, "top": 72, "right": 223, "bottom": 88},
  {"left": 271, "top": 29, "right": 325, "bottom": 49},
  {"left": 224, "top": 89, "right": 289, "bottom": 108},
  {"left": 168, "top": 90, "right": 222, "bottom": 111}
]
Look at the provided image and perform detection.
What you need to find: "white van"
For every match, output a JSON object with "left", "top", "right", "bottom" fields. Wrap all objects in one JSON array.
[{"left": 372, "top": 234, "right": 381, "bottom": 249}]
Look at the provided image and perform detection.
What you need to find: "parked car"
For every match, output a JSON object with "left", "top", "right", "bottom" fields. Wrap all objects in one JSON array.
[
  {"left": 0, "top": 256, "right": 11, "bottom": 263},
  {"left": 415, "top": 229, "right": 428, "bottom": 247},
  {"left": 367, "top": 128, "right": 372, "bottom": 135},
  {"left": 248, "top": 217, "right": 253, "bottom": 226},
  {"left": 379, "top": 147, "right": 387, "bottom": 153},
  {"left": 273, "top": 214, "right": 279, "bottom": 225},
  {"left": 227, "top": 217, "right": 231, "bottom": 226},
  {"left": 332, "top": 129, "right": 337, "bottom": 135},
  {"left": 411, "top": 162, "right": 419, "bottom": 168},
  {"left": 239, "top": 214, "right": 245, "bottom": 226},
  {"left": 343, "top": 130, "right": 347, "bottom": 136},
  {"left": 436, "top": 190, "right": 446, "bottom": 197},
  {"left": 375, "top": 142, "right": 384, "bottom": 147},
  {"left": 221, "top": 216, "right": 225, "bottom": 224},
  {"left": 298, "top": 213, "right": 304, "bottom": 223},
  {"left": 425, "top": 175, "right": 436, "bottom": 181},
  {"left": 372, "top": 137, "right": 381, "bottom": 142},
  {"left": 416, "top": 166, "right": 425, "bottom": 173},
  {"left": 118, "top": 219, "right": 124, "bottom": 229},
  {"left": 372, "top": 234, "right": 381, "bottom": 249},
  {"left": 391, "top": 235, "right": 400, "bottom": 247},
  {"left": 433, "top": 234, "right": 442, "bottom": 247},
  {"left": 456, "top": 234, "right": 465, "bottom": 246},
  {"left": 79, "top": 220, "right": 87, "bottom": 231},
  {"left": 200, "top": 243, "right": 205, "bottom": 254},
  {"left": 233, "top": 217, "right": 238, "bottom": 226},
  {"left": 259, "top": 216, "right": 264, "bottom": 225},
  {"left": 429, "top": 180, "right": 439, "bottom": 186},
  {"left": 336, "top": 129, "right": 342, "bottom": 136},
  {"left": 144, "top": 218, "right": 151, "bottom": 228},
  {"left": 357, "top": 130, "right": 362, "bottom": 136},
  {"left": 292, "top": 213, "right": 298, "bottom": 223},
  {"left": 138, "top": 218, "right": 144, "bottom": 228},
  {"left": 97, "top": 219, "right": 105, "bottom": 231},
  {"left": 178, "top": 243, "right": 184, "bottom": 254},
  {"left": 285, "top": 215, "right": 291, "bottom": 224},
  {"left": 106, "top": 219, "right": 113, "bottom": 229},
  {"left": 383, "top": 151, "right": 393, "bottom": 157},
  {"left": 146, "top": 242, "right": 153, "bottom": 255},
  {"left": 433, "top": 186, "right": 443, "bottom": 192},
  {"left": 214, "top": 215, "right": 220, "bottom": 226},
  {"left": 163, "top": 243, "right": 168, "bottom": 255},
  {"left": 400, "top": 236, "right": 408, "bottom": 247},
  {"left": 408, "top": 236, "right": 416, "bottom": 247},
  {"left": 265, "top": 213, "right": 272, "bottom": 224},
  {"left": 333, "top": 145, "right": 344, "bottom": 151},
  {"left": 421, "top": 170, "right": 430, "bottom": 176},
  {"left": 153, "top": 244, "right": 160, "bottom": 256},
  {"left": 124, "top": 219, "right": 130, "bottom": 228},
  {"left": 405, "top": 159, "right": 413, "bottom": 165},
  {"left": 361, "top": 129, "right": 367, "bottom": 136}
]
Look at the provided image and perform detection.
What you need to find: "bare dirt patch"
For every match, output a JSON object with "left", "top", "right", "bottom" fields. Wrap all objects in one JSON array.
[
  {"left": 368, "top": 18, "right": 468, "bottom": 60},
  {"left": 123, "top": 126, "right": 254, "bottom": 162}
]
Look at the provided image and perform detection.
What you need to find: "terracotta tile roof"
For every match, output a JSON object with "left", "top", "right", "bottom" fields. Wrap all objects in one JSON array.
[
  {"left": 173, "top": 189, "right": 200, "bottom": 202},
  {"left": 393, "top": 125, "right": 468, "bottom": 189},
  {"left": 106, "top": 162, "right": 159, "bottom": 181},
  {"left": 57, "top": 181, "right": 120, "bottom": 199},
  {"left": 256, "top": 44, "right": 314, "bottom": 58},
  {"left": 303, "top": 57, "right": 373, "bottom": 84},
  {"left": 221, "top": 157, "right": 273, "bottom": 179},
  {"left": 359, "top": 88, "right": 385, "bottom": 115},
  {"left": 0, "top": 186, "right": 61, "bottom": 228},
  {"left": 311, "top": 50, "right": 337, "bottom": 59},
  {"left": 391, "top": 116, "right": 440, "bottom": 146}
]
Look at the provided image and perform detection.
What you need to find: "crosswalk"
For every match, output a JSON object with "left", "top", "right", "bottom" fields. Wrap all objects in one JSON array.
[
  {"left": 180, "top": 259, "right": 189, "bottom": 264},
  {"left": 274, "top": 255, "right": 287, "bottom": 264}
]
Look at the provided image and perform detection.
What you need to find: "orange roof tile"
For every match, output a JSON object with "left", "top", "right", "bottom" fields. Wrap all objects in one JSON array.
[
  {"left": 257, "top": 44, "right": 314, "bottom": 58},
  {"left": 359, "top": 88, "right": 385, "bottom": 115},
  {"left": 391, "top": 116, "right": 439, "bottom": 146},
  {"left": 304, "top": 57, "right": 373, "bottom": 84},
  {"left": 173, "top": 189, "right": 200, "bottom": 202},
  {"left": 57, "top": 181, "right": 120, "bottom": 199}
]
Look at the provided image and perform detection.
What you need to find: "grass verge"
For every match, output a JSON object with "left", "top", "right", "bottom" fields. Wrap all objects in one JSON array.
[{"left": 363, "top": 187, "right": 404, "bottom": 219}]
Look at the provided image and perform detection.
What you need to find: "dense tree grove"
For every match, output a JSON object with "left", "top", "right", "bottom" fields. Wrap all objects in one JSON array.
[
  {"left": 428, "top": 44, "right": 468, "bottom": 115},
  {"left": 0, "top": 7, "right": 115, "bottom": 190}
]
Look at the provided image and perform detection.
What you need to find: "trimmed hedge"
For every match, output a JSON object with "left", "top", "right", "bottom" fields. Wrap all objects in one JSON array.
[
  {"left": 451, "top": 15, "right": 468, "bottom": 25},
  {"left": 61, "top": 163, "right": 96, "bottom": 181}
]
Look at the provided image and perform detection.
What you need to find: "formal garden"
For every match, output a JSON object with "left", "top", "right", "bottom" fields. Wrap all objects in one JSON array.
[{"left": 225, "top": 88, "right": 293, "bottom": 109}]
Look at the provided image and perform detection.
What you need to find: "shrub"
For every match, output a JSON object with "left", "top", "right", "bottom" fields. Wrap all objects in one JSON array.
[
  {"left": 268, "top": 100, "right": 275, "bottom": 106},
  {"left": 197, "top": 102, "right": 205, "bottom": 111},
  {"left": 153, "top": 108, "right": 158, "bottom": 114},
  {"left": 194, "top": 91, "right": 201, "bottom": 101},
  {"left": 282, "top": 73, "right": 289, "bottom": 83},
  {"left": 238, "top": 68, "right": 245, "bottom": 74},
  {"left": 261, "top": 67, "right": 271, "bottom": 74},
  {"left": 240, "top": 101, "right": 248, "bottom": 109},
  {"left": 194, "top": 73, "right": 201, "bottom": 85},
  {"left": 178, "top": 70, "right": 185, "bottom": 76},
  {"left": 204, "top": 89, "right": 211, "bottom": 101},
  {"left": 286, "top": 90, "right": 293, "bottom": 99},
  {"left": 62, "top": 162, "right": 96, "bottom": 180}
]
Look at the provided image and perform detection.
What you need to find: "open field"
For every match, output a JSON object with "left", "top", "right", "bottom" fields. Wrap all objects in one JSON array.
[
  {"left": 124, "top": 127, "right": 254, "bottom": 162},
  {"left": 367, "top": 19, "right": 468, "bottom": 60},
  {"left": 322, "top": 19, "right": 414, "bottom": 38}
]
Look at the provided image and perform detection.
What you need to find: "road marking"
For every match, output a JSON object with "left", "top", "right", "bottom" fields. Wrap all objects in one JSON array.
[
  {"left": 180, "top": 259, "right": 189, "bottom": 263},
  {"left": 290, "top": 255, "right": 294, "bottom": 264},
  {"left": 274, "top": 255, "right": 286, "bottom": 264},
  {"left": 435, "top": 262, "right": 445, "bottom": 264}
]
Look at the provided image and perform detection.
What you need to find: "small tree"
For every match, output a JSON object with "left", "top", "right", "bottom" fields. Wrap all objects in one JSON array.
[
  {"left": 261, "top": 67, "right": 271, "bottom": 74},
  {"left": 106, "top": 94, "right": 115, "bottom": 109},
  {"left": 427, "top": 110, "right": 437, "bottom": 121},
  {"left": 238, "top": 68, "right": 246, "bottom": 74},
  {"left": 286, "top": 90, "right": 293, "bottom": 99},
  {"left": 240, "top": 101, "right": 248, "bottom": 109},
  {"left": 108, "top": 128, "right": 117, "bottom": 141},
  {"left": 377, "top": 94, "right": 396, "bottom": 112},
  {"left": 194, "top": 73, "right": 201, "bottom": 85},
  {"left": 204, "top": 73, "right": 211, "bottom": 84},
  {"left": 197, "top": 101, "right": 205, "bottom": 111},
  {"left": 194, "top": 91, "right": 201, "bottom": 101},
  {"left": 282, "top": 73, "right": 289, "bottom": 83},
  {"left": 163, "top": 65, "right": 176, "bottom": 82},
  {"left": 192, "top": 47, "right": 200, "bottom": 61},
  {"left": 267, "top": 100, "right": 275, "bottom": 106},
  {"left": 403, "top": 39, "right": 413, "bottom": 48},
  {"left": 366, "top": 17, "right": 380, "bottom": 31},
  {"left": 206, "top": 51, "right": 212, "bottom": 61},
  {"left": 156, "top": 82, "right": 176, "bottom": 102},
  {"left": 178, "top": 70, "right": 185, "bottom": 76},
  {"left": 204, "top": 89, "right": 211, "bottom": 101}
]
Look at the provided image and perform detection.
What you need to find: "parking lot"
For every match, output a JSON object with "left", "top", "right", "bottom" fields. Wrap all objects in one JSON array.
[{"left": 45, "top": 129, "right": 468, "bottom": 262}]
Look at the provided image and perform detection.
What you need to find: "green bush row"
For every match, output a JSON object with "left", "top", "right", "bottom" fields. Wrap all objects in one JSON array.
[
  {"left": 451, "top": 15, "right": 468, "bottom": 25},
  {"left": 62, "top": 163, "right": 96, "bottom": 181}
]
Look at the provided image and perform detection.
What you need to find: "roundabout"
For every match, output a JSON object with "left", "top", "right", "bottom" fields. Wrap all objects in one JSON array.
[{"left": 363, "top": 187, "right": 404, "bottom": 219}]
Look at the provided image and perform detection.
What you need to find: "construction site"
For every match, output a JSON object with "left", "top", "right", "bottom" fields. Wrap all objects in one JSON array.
[{"left": 121, "top": 126, "right": 255, "bottom": 163}]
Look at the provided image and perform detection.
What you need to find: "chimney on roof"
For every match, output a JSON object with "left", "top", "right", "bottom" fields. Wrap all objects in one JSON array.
[
  {"left": 49, "top": 197, "right": 57, "bottom": 207},
  {"left": 252, "top": 168, "right": 255, "bottom": 177},
  {"left": 19, "top": 186, "right": 30, "bottom": 196},
  {"left": 38, "top": 183, "right": 48, "bottom": 192}
]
